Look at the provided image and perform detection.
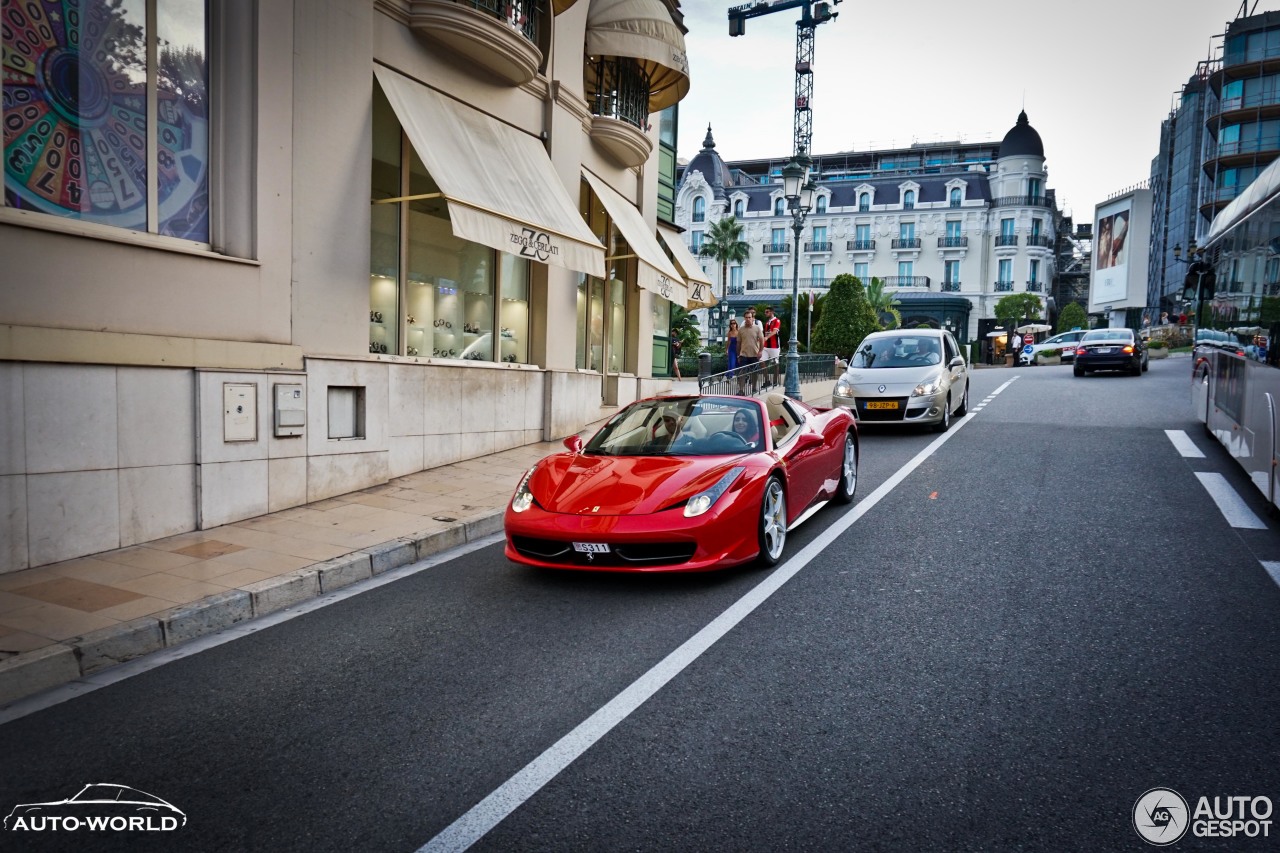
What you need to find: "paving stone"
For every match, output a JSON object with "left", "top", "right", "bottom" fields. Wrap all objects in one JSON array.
[
  {"left": 0, "top": 644, "right": 80, "bottom": 706},
  {"left": 73, "top": 618, "right": 165, "bottom": 674},
  {"left": 160, "top": 590, "right": 253, "bottom": 645}
]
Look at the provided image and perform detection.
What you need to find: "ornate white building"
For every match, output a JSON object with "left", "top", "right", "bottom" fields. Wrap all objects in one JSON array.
[{"left": 675, "top": 113, "right": 1060, "bottom": 348}]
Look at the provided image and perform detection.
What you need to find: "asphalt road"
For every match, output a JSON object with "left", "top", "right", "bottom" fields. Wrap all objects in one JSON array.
[{"left": 3, "top": 357, "right": 1280, "bottom": 852}]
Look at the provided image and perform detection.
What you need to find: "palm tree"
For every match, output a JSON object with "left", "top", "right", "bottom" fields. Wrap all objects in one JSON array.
[
  {"left": 862, "top": 277, "right": 901, "bottom": 330},
  {"left": 699, "top": 216, "right": 751, "bottom": 340}
]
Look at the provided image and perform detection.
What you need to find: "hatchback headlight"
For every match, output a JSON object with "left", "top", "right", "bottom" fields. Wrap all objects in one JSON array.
[
  {"left": 835, "top": 381, "right": 852, "bottom": 397},
  {"left": 511, "top": 467, "right": 537, "bottom": 513},
  {"left": 912, "top": 377, "right": 943, "bottom": 397},
  {"left": 684, "top": 467, "right": 745, "bottom": 518}
]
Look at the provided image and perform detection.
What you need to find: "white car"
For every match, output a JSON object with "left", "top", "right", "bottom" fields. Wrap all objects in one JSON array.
[
  {"left": 1018, "top": 330, "right": 1088, "bottom": 365},
  {"left": 832, "top": 330, "right": 970, "bottom": 431}
]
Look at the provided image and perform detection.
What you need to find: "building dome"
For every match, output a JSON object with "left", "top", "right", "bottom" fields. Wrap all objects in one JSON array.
[
  {"left": 998, "top": 110, "right": 1044, "bottom": 159},
  {"left": 681, "top": 124, "right": 735, "bottom": 200}
]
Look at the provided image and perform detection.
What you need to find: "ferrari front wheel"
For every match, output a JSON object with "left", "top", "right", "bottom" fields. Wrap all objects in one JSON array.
[
  {"left": 835, "top": 432, "right": 857, "bottom": 504},
  {"left": 757, "top": 477, "right": 787, "bottom": 567}
]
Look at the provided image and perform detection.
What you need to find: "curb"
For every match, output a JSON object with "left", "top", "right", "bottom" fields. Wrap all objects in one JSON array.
[{"left": 0, "top": 510, "right": 506, "bottom": 709}]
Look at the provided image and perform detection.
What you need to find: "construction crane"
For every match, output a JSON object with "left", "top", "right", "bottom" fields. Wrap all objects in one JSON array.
[{"left": 728, "top": 0, "right": 840, "bottom": 158}]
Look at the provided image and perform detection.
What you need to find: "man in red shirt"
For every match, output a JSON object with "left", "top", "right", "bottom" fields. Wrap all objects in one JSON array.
[{"left": 762, "top": 306, "right": 782, "bottom": 389}]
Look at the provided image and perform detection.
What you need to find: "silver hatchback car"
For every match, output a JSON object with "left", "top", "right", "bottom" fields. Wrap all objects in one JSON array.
[{"left": 832, "top": 330, "right": 970, "bottom": 431}]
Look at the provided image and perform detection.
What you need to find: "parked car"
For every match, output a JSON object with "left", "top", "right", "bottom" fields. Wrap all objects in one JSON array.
[
  {"left": 1018, "top": 330, "right": 1088, "bottom": 365},
  {"left": 504, "top": 394, "right": 858, "bottom": 571},
  {"left": 831, "top": 329, "right": 969, "bottom": 431},
  {"left": 1073, "top": 328, "right": 1148, "bottom": 376}
]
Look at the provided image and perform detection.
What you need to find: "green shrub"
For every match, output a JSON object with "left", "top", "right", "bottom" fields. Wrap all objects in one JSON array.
[
  {"left": 1148, "top": 339, "right": 1169, "bottom": 350},
  {"left": 1036, "top": 348, "right": 1062, "bottom": 360}
]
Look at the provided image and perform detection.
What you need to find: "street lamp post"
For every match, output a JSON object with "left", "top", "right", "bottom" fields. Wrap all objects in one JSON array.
[
  {"left": 1173, "top": 241, "right": 1215, "bottom": 347},
  {"left": 782, "top": 149, "right": 815, "bottom": 400}
]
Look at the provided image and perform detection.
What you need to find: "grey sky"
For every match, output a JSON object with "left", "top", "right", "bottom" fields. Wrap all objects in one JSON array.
[{"left": 677, "top": 0, "right": 1244, "bottom": 220}]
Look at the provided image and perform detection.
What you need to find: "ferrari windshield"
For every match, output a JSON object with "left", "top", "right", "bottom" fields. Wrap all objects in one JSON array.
[
  {"left": 850, "top": 335, "right": 942, "bottom": 368},
  {"left": 584, "top": 397, "right": 765, "bottom": 456}
]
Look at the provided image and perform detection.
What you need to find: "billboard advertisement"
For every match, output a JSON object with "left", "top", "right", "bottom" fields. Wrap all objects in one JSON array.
[{"left": 1092, "top": 199, "right": 1131, "bottom": 304}]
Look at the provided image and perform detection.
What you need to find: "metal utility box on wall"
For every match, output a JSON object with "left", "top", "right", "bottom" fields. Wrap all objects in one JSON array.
[
  {"left": 274, "top": 383, "right": 306, "bottom": 437},
  {"left": 223, "top": 383, "right": 258, "bottom": 442}
]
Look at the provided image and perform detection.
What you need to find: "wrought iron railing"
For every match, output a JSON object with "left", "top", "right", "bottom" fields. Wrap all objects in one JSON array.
[
  {"left": 1026, "top": 281, "right": 1043, "bottom": 292},
  {"left": 697, "top": 353, "right": 839, "bottom": 397},
  {"left": 453, "top": 0, "right": 540, "bottom": 41},
  {"left": 743, "top": 278, "right": 829, "bottom": 292},
  {"left": 884, "top": 276, "right": 930, "bottom": 288},
  {"left": 587, "top": 56, "right": 650, "bottom": 129},
  {"left": 1026, "top": 234, "right": 1054, "bottom": 248},
  {"left": 762, "top": 242, "right": 791, "bottom": 254},
  {"left": 846, "top": 239, "right": 876, "bottom": 250},
  {"left": 994, "top": 280, "right": 1014, "bottom": 292},
  {"left": 805, "top": 241, "right": 833, "bottom": 252},
  {"left": 937, "top": 236, "right": 968, "bottom": 248},
  {"left": 891, "top": 237, "right": 921, "bottom": 249},
  {"left": 941, "top": 281, "right": 961, "bottom": 292},
  {"left": 994, "top": 234, "right": 1019, "bottom": 247}
]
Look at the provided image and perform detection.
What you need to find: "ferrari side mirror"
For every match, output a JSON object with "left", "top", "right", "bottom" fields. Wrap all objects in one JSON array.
[{"left": 563, "top": 436, "right": 583, "bottom": 453}]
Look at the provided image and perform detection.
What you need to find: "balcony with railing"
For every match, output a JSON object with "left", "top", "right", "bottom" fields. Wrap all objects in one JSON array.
[
  {"left": 884, "top": 276, "right": 930, "bottom": 288},
  {"left": 940, "top": 281, "right": 962, "bottom": 292},
  {"left": 586, "top": 56, "right": 653, "bottom": 168},
  {"left": 994, "top": 234, "right": 1019, "bottom": 248},
  {"left": 762, "top": 242, "right": 791, "bottom": 255},
  {"left": 1205, "top": 133, "right": 1280, "bottom": 169},
  {"left": 1026, "top": 234, "right": 1054, "bottom": 249},
  {"left": 804, "top": 241, "right": 833, "bottom": 253},
  {"left": 891, "top": 237, "right": 922, "bottom": 250},
  {"left": 742, "top": 278, "right": 830, "bottom": 292},
  {"left": 846, "top": 239, "right": 876, "bottom": 251},
  {"left": 410, "top": 0, "right": 543, "bottom": 86},
  {"left": 1026, "top": 281, "right": 1043, "bottom": 292},
  {"left": 937, "top": 236, "right": 968, "bottom": 249},
  {"left": 1214, "top": 90, "right": 1280, "bottom": 122},
  {"left": 992, "top": 195, "right": 1051, "bottom": 208},
  {"left": 994, "top": 280, "right": 1015, "bottom": 292}
]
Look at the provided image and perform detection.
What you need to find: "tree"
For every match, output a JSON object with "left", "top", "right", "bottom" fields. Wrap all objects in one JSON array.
[
  {"left": 1057, "top": 302, "right": 1087, "bottom": 334},
  {"left": 994, "top": 293, "right": 1044, "bottom": 357},
  {"left": 698, "top": 216, "right": 751, "bottom": 303},
  {"left": 811, "top": 274, "right": 879, "bottom": 358},
  {"left": 670, "top": 304, "right": 700, "bottom": 354},
  {"left": 780, "top": 290, "right": 824, "bottom": 351},
  {"left": 863, "top": 277, "right": 901, "bottom": 330}
]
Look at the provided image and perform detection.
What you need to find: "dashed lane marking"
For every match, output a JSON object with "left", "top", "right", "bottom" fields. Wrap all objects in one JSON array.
[
  {"left": 1165, "top": 429, "right": 1206, "bottom": 458},
  {"left": 1195, "top": 472, "right": 1267, "bottom": 529}
]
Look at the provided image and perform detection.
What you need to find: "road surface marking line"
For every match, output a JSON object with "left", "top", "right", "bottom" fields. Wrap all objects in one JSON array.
[
  {"left": 1165, "top": 429, "right": 1205, "bottom": 458},
  {"left": 1262, "top": 562, "right": 1280, "bottom": 587},
  {"left": 414, "top": 382, "right": 1016, "bottom": 853},
  {"left": 1195, "top": 472, "right": 1267, "bottom": 529}
]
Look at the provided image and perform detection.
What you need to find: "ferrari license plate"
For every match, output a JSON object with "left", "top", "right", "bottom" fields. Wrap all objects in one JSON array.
[
  {"left": 865, "top": 401, "right": 899, "bottom": 410},
  {"left": 573, "top": 542, "right": 610, "bottom": 554}
]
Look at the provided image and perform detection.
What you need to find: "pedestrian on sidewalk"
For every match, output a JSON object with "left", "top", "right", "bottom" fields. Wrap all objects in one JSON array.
[
  {"left": 737, "top": 308, "right": 764, "bottom": 395},
  {"left": 727, "top": 318, "right": 740, "bottom": 376},
  {"left": 671, "top": 336, "right": 682, "bottom": 380},
  {"left": 762, "top": 306, "right": 781, "bottom": 389}
]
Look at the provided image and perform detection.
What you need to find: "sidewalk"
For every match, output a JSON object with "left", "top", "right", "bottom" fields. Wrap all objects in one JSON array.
[{"left": 0, "top": 379, "right": 835, "bottom": 707}]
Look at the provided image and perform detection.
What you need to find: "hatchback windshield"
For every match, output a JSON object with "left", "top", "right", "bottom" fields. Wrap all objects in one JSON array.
[
  {"left": 584, "top": 397, "right": 765, "bottom": 456},
  {"left": 850, "top": 336, "right": 943, "bottom": 368}
]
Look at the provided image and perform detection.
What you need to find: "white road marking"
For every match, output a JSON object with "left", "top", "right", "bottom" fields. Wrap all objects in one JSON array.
[
  {"left": 1165, "top": 429, "right": 1205, "bottom": 458},
  {"left": 0, "top": 534, "right": 505, "bottom": 726},
  {"left": 791, "top": 499, "right": 829, "bottom": 529},
  {"left": 1195, "top": 472, "right": 1267, "bottom": 529},
  {"left": 1262, "top": 562, "right": 1280, "bottom": 587},
  {"left": 414, "top": 379, "right": 1021, "bottom": 853}
]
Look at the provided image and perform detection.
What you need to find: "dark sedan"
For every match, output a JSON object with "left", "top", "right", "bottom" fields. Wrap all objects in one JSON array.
[{"left": 1073, "top": 328, "right": 1148, "bottom": 376}]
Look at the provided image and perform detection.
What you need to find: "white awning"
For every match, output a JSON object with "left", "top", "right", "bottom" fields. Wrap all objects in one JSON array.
[
  {"left": 586, "top": 0, "right": 690, "bottom": 111},
  {"left": 582, "top": 171, "right": 688, "bottom": 307},
  {"left": 657, "top": 225, "right": 717, "bottom": 308},
  {"left": 374, "top": 66, "right": 605, "bottom": 278}
]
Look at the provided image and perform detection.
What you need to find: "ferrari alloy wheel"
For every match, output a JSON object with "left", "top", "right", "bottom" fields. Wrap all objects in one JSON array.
[
  {"left": 757, "top": 477, "right": 787, "bottom": 566},
  {"left": 835, "top": 433, "right": 857, "bottom": 504}
]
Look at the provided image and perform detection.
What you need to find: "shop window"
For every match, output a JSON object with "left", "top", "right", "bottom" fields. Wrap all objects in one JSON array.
[
  {"left": 370, "top": 85, "right": 529, "bottom": 363},
  {"left": 2, "top": 0, "right": 210, "bottom": 242},
  {"left": 576, "top": 178, "right": 629, "bottom": 372}
]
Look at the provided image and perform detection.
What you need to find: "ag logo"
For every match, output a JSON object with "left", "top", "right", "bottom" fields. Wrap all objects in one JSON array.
[
  {"left": 512, "top": 228, "right": 556, "bottom": 262},
  {"left": 1133, "top": 788, "right": 1189, "bottom": 846}
]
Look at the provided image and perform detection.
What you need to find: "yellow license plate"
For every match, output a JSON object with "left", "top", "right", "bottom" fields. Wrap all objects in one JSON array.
[{"left": 865, "top": 401, "right": 899, "bottom": 410}]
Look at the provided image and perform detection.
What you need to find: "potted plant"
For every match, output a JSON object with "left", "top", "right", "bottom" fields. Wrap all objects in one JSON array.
[
  {"left": 1035, "top": 347, "right": 1062, "bottom": 366},
  {"left": 1148, "top": 339, "right": 1169, "bottom": 359}
]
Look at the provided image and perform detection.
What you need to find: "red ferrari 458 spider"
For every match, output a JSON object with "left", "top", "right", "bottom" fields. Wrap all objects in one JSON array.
[{"left": 504, "top": 393, "right": 858, "bottom": 572}]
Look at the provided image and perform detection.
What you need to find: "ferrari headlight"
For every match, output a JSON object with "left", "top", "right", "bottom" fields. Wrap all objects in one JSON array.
[
  {"left": 511, "top": 467, "right": 536, "bottom": 513},
  {"left": 835, "top": 381, "right": 852, "bottom": 397},
  {"left": 683, "top": 467, "right": 745, "bottom": 518},
  {"left": 912, "top": 378, "right": 943, "bottom": 397}
]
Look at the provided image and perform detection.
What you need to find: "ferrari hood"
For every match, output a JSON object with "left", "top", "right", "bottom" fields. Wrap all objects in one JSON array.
[{"left": 530, "top": 453, "right": 749, "bottom": 515}]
